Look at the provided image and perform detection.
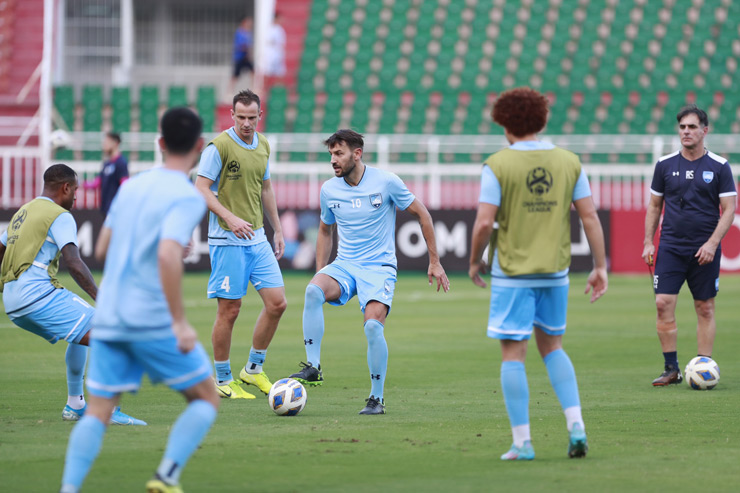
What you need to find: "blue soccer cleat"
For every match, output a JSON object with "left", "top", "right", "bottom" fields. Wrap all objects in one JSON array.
[
  {"left": 110, "top": 406, "right": 147, "bottom": 426},
  {"left": 568, "top": 423, "right": 588, "bottom": 458},
  {"left": 62, "top": 404, "right": 86, "bottom": 422},
  {"left": 500, "top": 440, "right": 535, "bottom": 460}
]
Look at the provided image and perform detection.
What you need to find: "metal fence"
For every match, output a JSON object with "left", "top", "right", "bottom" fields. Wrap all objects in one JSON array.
[{"left": 4, "top": 132, "right": 740, "bottom": 210}]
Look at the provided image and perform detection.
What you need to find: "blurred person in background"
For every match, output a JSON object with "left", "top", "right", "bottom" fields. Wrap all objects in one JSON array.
[
  {"left": 230, "top": 17, "right": 254, "bottom": 95},
  {"left": 83, "top": 132, "right": 128, "bottom": 217}
]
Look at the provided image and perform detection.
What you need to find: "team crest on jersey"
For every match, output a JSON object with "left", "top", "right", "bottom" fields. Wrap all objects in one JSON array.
[
  {"left": 369, "top": 193, "right": 383, "bottom": 208},
  {"left": 703, "top": 171, "right": 714, "bottom": 183}
]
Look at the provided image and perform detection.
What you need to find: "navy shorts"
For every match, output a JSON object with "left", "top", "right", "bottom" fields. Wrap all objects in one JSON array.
[{"left": 654, "top": 243, "right": 720, "bottom": 300}]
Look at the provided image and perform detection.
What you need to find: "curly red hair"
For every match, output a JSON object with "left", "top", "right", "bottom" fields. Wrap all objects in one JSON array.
[{"left": 491, "top": 87, "right": 549, "bottom": 137}]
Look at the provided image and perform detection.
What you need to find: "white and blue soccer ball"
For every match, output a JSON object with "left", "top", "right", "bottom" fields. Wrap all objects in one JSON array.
[
  {"left": 684, "top": 356, "right": 720, "bottom": 390},
  {"left": 268, "top": 378, "right": 307, "bottom": 416}
]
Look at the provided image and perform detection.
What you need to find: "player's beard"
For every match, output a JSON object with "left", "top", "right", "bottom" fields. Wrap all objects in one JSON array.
[{"left": 336, "top": 157, "right": 356, "bottom": 177}]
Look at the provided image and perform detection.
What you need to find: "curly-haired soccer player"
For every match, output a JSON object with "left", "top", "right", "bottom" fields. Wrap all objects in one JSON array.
[{"left": 469, "top": 87, "right": 608, "bottom": 460}]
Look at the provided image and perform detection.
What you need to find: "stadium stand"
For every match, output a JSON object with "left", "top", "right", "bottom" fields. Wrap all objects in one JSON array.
[
  {"left": 47, "top": 0, "right": 740, "bottom": 166},
  {"left": 263, "top": 0, "right": 739, "bottom": 164}
]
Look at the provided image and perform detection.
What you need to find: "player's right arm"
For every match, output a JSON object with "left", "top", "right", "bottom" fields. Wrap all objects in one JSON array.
[
  {"left": 642, "top": 193, "right": 664, "bottom": 265},
  {"left": 315, "top": 220, "right": 334, "bottom": 272},
  {"left": 194, "top": 144, "right": 254, "bottom": 239},
  {"left": 643, "top": 161, "right": 666, "bottom": 265},
  {"left": 469, "top": 202, "right": 497, "bottom": 288}
]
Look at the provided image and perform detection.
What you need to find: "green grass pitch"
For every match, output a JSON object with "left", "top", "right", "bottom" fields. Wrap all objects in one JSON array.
[{"left": 1, "top": 271, "right": 739, "bottom": 492}]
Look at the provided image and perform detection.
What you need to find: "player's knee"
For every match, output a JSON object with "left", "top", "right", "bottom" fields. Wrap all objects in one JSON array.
[
  {"left": 217, "top": 300, "right": 241, "bottom": 323},
  {"left": 694, "top": 300, "right": 714, "bottom": 320},
  {"left": 305, "top": 283, "right": 326, "bottom": 307},
  {"left": 267, "top": 295, "right": 287, "bottom": 316},
  {"left": 654, "top": 296, "right": 674, "bottom": 317},
  {"left": 364, "top": 319, "right": 384, "bottom": 339}
]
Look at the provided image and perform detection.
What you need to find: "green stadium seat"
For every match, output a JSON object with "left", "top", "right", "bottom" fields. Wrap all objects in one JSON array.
[{"left": 168, "top": 86, "right": 188, "bottom": 108}]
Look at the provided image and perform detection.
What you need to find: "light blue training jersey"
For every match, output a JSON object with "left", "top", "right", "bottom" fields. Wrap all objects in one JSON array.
[
  {"left": 1, "top": 197, "right": 78, "bottom": 316},
  {"left": 92, "top": 168, "right": 206, "bottom": 341},
  {"left": 196, "top": 127, "right": 270, "bottom": 247},
  {"left": 320, "top": 165, "right": 415, "bottom": 267},
  {"left": 478, "top": 141, "right": 592, "bottom": 288}
]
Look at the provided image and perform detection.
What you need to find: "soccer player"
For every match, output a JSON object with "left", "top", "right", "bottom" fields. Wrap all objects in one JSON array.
[
  {"left": 0, "top": 164, "right": 143, "bottom": 426},
  {"left": 60, "top": 107, "right": 219, "bottom": 493},
  {"left": 83, "top": 131, "right": 129, "bottom": 217},
  {"left": 195, "top": 89, "right": 286, "bottom": 399},
  {"left": 642, "top": 105, "right": 736, "bottom": 386},
  {"left": 290, "top": 129, "right": 450, "bottom": 415},
  {"left": 469, "top": 87, "right": 608, "bottom": 460}
]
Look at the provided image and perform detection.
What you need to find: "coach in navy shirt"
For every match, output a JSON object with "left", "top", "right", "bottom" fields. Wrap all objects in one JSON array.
[
  {"left": 642, "top": 105, "right": 736, "bottom": 386},
  {"left": 85, "top": 132, "right": 129, "bottom": 216}
]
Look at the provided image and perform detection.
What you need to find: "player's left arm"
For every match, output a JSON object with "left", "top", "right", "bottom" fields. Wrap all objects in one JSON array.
[
  {"left": 95, "top": 226, "right": 112, "bottom": 262},
  {"left": 696, "top": 194, "right": 737, "bottom": 265},
  {"left": 261, "top": 178, "right": 284, "bottom": 260},
  {"left": 574, "top": 196, "right": 608, "bottom": 303},
  {"left": 61, "top": 243, "right": 97, "bottom": 301},
  {"left": 404, "top": 199, "right": 450, "bottom": 292}
]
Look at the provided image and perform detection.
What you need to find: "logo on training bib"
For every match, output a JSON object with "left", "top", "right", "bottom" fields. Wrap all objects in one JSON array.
[
  {"left": 227, "top": 161, "right": 240, "bottom": 173},
  {"left": 526, "top": 167, "right": 553, "bottom": 196},
  {"left": 703, "top": 171, "right": 714, "bottom": 183},
  {"left": 11, "top": 209, "right": 27, "bottom": 231},
  {"left": 369, "top": 193, "right": 383, "bottom": 209}
]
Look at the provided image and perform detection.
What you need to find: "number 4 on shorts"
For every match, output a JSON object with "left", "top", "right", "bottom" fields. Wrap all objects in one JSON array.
[{"left": 221, "top": 276, "right": 231, "bottom": 293}]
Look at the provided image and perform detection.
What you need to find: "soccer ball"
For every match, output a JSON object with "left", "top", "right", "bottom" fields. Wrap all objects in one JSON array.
[
  {"left": 684, "top": 356, "right": 720, "bottom": 390},
  {"left": 268, "top": 378, "right": 307, "bottom": 416},
  {"left": 50, "top": 129, "right": 72, "bottom": 149}
]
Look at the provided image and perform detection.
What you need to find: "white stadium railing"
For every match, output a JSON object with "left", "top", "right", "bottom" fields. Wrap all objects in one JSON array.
[{"left": 2, "top": 134, "right": 739, "bottom": 210}]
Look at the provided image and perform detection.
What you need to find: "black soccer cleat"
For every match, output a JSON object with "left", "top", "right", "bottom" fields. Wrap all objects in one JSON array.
[
  {"left": 359, "top": 396, "right": 385, "bottom": 415},
  {"left": 290, "top": 362, "right": 323, "bottom": 386},
  {"left": 652, "top": 366, "right": 683, "bottom": 386}
]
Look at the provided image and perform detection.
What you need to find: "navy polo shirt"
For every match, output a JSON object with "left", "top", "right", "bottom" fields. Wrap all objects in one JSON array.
[
  {"left": 100, "top": 154, "right": 129, "bottom": 216},
  {"left": 650, "top": 150, "right": 736, "bottom": 248}
]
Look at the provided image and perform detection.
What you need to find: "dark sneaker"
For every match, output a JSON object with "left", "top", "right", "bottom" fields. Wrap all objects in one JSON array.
[
  {"left": 358, "top": 396, "right": 385, "bottom": 415},
  {"left": 652, "top": 366, "right": 683, "bottom": 386},
  {"left": 290, "top": 362, "right": 323, "bottom": 386}
]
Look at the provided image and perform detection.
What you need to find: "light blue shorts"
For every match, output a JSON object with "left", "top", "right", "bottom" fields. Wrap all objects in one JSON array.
[
  {"left": 487, "top": 284, "right": 569, "bottom": 341},
  {"left": 9, "top": 289, "right": 93, "bottom": 344},
  {"left": 207, "top": 242, "right": 284, "bottom": 299},
  {"left": 319, "top": 259, "right": 397, "bottom": 313},
  {"left": 86, "top": 336, "right": 213, "bottom": 398}
]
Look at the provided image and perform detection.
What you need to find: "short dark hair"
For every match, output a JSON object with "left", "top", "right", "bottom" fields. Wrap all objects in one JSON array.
[
  {"left": 324, "top": 129, "right": 364, "bottom": 151},
  {"left": 44, "top": 164, "right": 77, "bottom": 189},
  {"left": 105, "top": 131, "right": 121, "bottom": 144},
  {"left": 677, "top": 104, "right": 709, "bottom": 127},
  {"left": 233, "top": 89, "right": 261, "bottom": 111},
  {"left": 491, "top": 87, "right": 549, "bottom": 137},
  {"left": 160, "top": 107, "right": 203, "bottom": 155}
]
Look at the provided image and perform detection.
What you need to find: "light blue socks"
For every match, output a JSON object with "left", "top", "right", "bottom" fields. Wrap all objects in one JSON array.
[
  {"left": 246, "top": 347, "right": 267, "bottom": 374},
  {"left": 544, "top": 349, "right": 581, "bottom": 410},
  {"left": 364, "top": 319, "right": 388, "bottom": 400},
  {"left": 65, "top": 343, "right": 88, "bottom": 398},
  {"left": 302, "top": 283, "right": 326, "bottom": 367},
  {"left": 61, "top": 415, "right": 106, "bottom": 490},
  {"left": 500, "top": 360, "right": 529, "bottom": 428},
  {"left": 156, "top": 400, "right": 217, "bottom": 485},
  {"left": 214, "top": 360, "right": 232, "bottom": 384}
]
